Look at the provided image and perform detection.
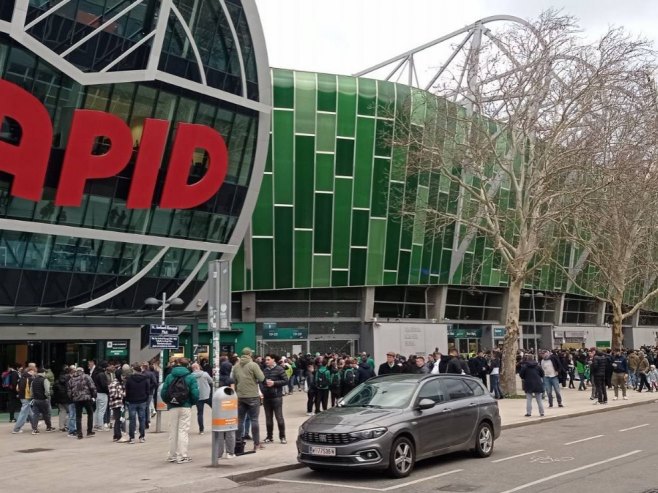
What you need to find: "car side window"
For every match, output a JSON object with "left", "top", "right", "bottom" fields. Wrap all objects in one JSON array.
[
  {"left": 444, "top": 378, "right": 473, "bottom": 400},
  {"left": 464, "top": 379, "right": 485, "bottom": 396},
  {"left": 417, "top": 379, "right": 445, "bottom": 403}
]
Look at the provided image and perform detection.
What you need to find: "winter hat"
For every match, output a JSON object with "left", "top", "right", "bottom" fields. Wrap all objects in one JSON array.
[
  {"left": 75, "top": 366, "right": 84, "bottom": 373},
  {"left": 241, "top": 347, "right": 253, "bottom": 356}
]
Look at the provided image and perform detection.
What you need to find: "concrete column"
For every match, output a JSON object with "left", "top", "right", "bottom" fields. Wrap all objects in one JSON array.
[
  {"left": 241, "top": 292, "right": 256, "bottom": 322},
  {"left": 554, "top": 293, "right": 565, "bottom": 326},
  {"left": 427, "top": 286, "right": 447, "bottom": 321},
  {"left": 596, "top": 300, "right": 607, "bottom": 326},
  {"left": 361, "top": 287, "right": 376, "bottom": 322}
]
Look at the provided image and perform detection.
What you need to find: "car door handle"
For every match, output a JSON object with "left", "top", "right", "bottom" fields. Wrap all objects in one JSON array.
[
  {"left": 469, "top": 403, "right": 477, "bottom": 407},
  {"left": 441, "top": 408, "right": 451, "bottom": 413}
]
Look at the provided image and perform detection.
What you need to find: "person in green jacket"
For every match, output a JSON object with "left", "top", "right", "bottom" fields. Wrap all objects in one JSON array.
[
  {"left": 232, "top": 347, "right": 265, "bottom": 451},
  {"left": 160, "top": 358, "right": 199, "bottom": 463}
]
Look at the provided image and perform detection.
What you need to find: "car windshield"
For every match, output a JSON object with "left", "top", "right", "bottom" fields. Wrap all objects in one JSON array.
[{"left": 340, "top": 380, "right": 417, "bottom": 409}]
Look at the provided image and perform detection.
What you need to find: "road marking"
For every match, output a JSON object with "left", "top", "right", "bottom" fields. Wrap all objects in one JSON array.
[
  {"left": 619, "top": 424, "right": 649, "bottom": 432},
  {"left": 497, "top": 450, "right": 642, "bottom": 493},
  {"left": 491, "top": 449, "right": 544, "bottom": 463},
  {"left": 563, "top": 434, "right": 604, "bottom": 445},
  {"left": 265, "top": 469, "right": 463, "bottom": 492}
]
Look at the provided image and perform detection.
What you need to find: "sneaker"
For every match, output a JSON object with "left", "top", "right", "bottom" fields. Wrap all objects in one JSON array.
[
  {"left": 10, "top": 419, "right": 16, "bottom": 423},
  {"left": 113, "top": 438, "right": 120, "bottom": 442},
  {"left": 623, "top": 396, "right": 629, "bottom": 400},
  {"left": 77, "top": 435, "right": 84, "bottom": 440},
  {"left": 166, "top": 456, "right": 177, "bottom": 463},
  {"left": 128, "top": 438, "right": 135, "bottom": 444},
  {"left": 243, "top": 434, "right": 252, "bottom": 440},
  {"left": 68, "top": 434, "right": 77, "bottom": 438},
  {"left": 593, "top": 401, "right": 600, "bottom": 405},
  {"left": 613, "top": 397, "right": 618, "bottom": 400},
  {"left": 139, "top": 437, "right": 145, "bottom": 443},
  {"left": 263, "top": 438, "right": 273, "bottom": 443},
  {"left": 45, "top": 427, "right": 56, "bottom": 433},
  {"left": 254, "top": 443, "right": 265, "bottom": 451},
  {"left": 280, "top": 438, "right": 287, "bottom": 444},
  {"left": 118, "top": 437, "right": 130, "bottom": 443},
  {"left": 306, "top": 412, "right": 314, "bottom": 416},
  {"left": 199, "top": 431, "right": 205, "bottom": 435},
  {"left": 11, "top": 429, "right": 23, "bottom": 434},
  {"left": 558, "top": 404, "right": 564, "bottom": 408},
  {"left": 87, "top": 432, "right": 96, "bottom": 437},
  {"left": 177, "top": 456, "right": 192, "bottom": 464},
  {"left": 31, "top": 429, "right": 39, "bottom": 435},
  {"left": 225, "top": 453, "right": 235, "bottom": 459},
  {"left": 540, "top": 414, "right": 545, "bottom": 417},
  {"left": 524, "top": 414, "right": 531, "bottom": 417}
]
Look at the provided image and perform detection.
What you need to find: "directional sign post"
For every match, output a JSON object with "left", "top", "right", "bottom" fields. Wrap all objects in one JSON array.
[{"left": 149, "top": 325, "right": 179, "bottom": 349}]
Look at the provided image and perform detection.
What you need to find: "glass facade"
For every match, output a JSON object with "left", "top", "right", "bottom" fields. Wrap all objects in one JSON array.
[{"left": 0, "top": 0, "right": 265, "bottom": 310}]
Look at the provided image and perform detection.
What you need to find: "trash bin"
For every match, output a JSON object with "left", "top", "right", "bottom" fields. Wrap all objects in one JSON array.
[{"left": 212, "top": 386, "right": 238, "bottom": 431}]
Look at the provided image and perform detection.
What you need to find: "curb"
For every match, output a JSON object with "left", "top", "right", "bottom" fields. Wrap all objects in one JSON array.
[
  {"left": 501, "top": 398, "right": 658, "bottom": 430},
  {"left": 220, "top": 462, "right": 305, "bottom": 482}
]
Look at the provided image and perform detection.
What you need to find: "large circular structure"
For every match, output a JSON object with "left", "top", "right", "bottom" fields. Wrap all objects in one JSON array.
[{"left": 0, "top": 0, "right": 270, "bottom": 311}]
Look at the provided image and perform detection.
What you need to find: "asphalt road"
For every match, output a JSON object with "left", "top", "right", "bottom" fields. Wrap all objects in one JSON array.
[{"left": 236, "top": 404, "right": 658, "bottom": 493}]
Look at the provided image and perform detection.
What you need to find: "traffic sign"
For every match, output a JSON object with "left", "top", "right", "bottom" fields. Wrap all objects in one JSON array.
[
  {"left": 150, "top": 324, "right": 178, "bottom": 335},
  {"left": 149, "top": 335, "right": 179, "bottom": 349}
]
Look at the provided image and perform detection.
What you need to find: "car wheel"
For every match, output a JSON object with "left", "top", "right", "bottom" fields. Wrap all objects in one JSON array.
[
  {"left": 388, "top": 436, "right": 415, "bottom": 478},
  {"left": 473, "top": 422, "right": 494, "bottom": 458}
]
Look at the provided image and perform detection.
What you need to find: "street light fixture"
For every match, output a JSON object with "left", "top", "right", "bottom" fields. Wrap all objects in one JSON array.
[{"left": 145, "top": 292, "right": 184, "bottom": 432}]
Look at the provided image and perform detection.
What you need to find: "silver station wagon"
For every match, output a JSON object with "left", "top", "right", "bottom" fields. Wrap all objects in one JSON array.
[{"left": 297, "top": 373, "right": 501, "bottom": 478}]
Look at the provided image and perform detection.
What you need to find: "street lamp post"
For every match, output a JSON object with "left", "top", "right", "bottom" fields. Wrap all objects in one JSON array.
[
  {"left": 145, "top": 293, "right": 184, "bottom": 432},
  {"left": 523, "top": 290, "right": 544, "bottom": 352}
]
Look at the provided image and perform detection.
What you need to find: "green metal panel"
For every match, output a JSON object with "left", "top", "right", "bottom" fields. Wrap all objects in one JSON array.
[
  {"left": 253, "top": 238, "right": 274, "bottom": 289},
  {"left": 353, "top": 117, "right": 375, "bottom": 208},
  {"left": 252, "top": 173, "right": 273, "bottom": 236},
  {"left": 274, "top": 206, "right": 293, "bottom": 289},
  {"left": 313, "top": 255, "right": 331, "bottom": 287},
  {"left": 273, "top": 69, "right": 294, "bottom": 109},
  {"left": 366, "top": 218, "right": 386, "bottom": 286},
  {"left": 314, "top": 193, "right": 333, "bottom": 254},
  {"left": 295, "top": 71, "right": 316, "bottom": 134},
  {"left": 295, "top": 135, "right": 315, "bottom": 228},
  {"left": 332, "top": 178, "right": 353, "bottom": 268},
  {"left": 295, "top": 230, "right": 313, "bottom": 287},
  {"left": 315, "top": 153, "right": 334, "bottom": 192},
  {"left": 318, "top": 73, "right": 337, "bottom": 112},
  {"left": 337, "top": 76, "right": 357, "bottom": 137},
  {"left": 273, "top": 110, "right": 294, "bottom": 205}
]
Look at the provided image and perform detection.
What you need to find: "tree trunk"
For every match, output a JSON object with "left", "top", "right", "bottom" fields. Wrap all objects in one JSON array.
[
  {"left": 501, "top": 276, "right": 523, "bottom": 395},
  {"left": 610, "top": 297, "right": 624, "bottom": 350}
]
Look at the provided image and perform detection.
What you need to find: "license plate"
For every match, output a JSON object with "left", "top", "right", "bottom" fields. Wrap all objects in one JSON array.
[{"left": 310, "top": 446, "right": 336, "bottom": 456}]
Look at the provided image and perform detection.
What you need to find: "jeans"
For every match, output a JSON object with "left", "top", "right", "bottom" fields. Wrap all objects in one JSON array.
[
  {"left": 577, "top": 371, "right": 587, "bottom": 390},
  {"left": 543, "top": 376, "right": 562, "bottom": 406},
  {"left": 112, "top": 407, "right": 125, "bottom": 440},
  {"left": 67, "top": 403, "right": 77, "bottom": 434},
  {"left": 94, "top": 393, "right": 108, "bottom": 428},
  {"left": 612, "top": 372, "right": 627, "bottom": 398},
  {"left": 128, "top": 401, "right": 148, "bottom": 439},
  {"left": 490, "top": 374, "right": 503, "bottom": 399},
  {"left": 74, "top": 400, "right": 94, "bottom": 436},
  {"left": 12, "top": 399, "right": 33, "bottom": 432},
  {"left": 237, "top": 397, "right": 261, "bottom": 445},
  {"left": 594, "top": 375, "right": 607, "bottom": 403},
  {"left": 57, "top": 403, "right": 69, "bottom": 429},
  {"left": 263, "top": 397, "right": 285, "bottom": 440},
  {"left": 168, "top": 406, "right": 191, "bottom": 459},
  {"left": 216, "top": 431, "right": 236, "bottom": 457},
  {"left": 242, "top": 413, "right": 252, "bottom": 438},
  {"left": 314, "top": 389, "right": 329, "bottom": 411},
  {"left": 525, "top": 392, "right": 544, "bottom": 416},
  {"left": 628, "top": 370, "right": 637, "bottom": 389},
  {"left": 195, "top": 398, "right": 212, "bottom": 432},
  {"left": 30, "top": 399, "right": 52, "bottom": 430}
]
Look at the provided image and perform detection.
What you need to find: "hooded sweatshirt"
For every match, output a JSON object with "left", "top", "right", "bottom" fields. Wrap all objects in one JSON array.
[
  {"left": 231, "top": 355, "right": 265, "bottom": 399},
  {"left": 519, "top": 360, "right": 545, "bottom": 394},
  {"left": 124, "top": 371, "right": 151, "bottom": 403},
  {"left": 192, "top": 369, "right": 214, "bottom": 401}
]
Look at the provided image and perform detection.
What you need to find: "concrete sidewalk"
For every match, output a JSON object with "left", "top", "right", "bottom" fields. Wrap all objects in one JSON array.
[{"left": 2, "top": 384, "right": 656, "bottom": 493}]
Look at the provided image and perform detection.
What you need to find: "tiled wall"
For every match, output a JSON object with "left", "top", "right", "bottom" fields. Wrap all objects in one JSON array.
[{"left": 231, "top": 69, "right": 658, "bottom": 313}]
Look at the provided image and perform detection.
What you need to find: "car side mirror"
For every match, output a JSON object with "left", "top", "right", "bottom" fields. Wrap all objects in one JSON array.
[{"left": 417, "top": 398, "right": 436, "bottom": 410}]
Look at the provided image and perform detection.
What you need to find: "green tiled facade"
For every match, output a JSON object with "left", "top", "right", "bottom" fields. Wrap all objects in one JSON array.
[{"left": 231, "top": 69, "right": 657, "bottom": 314}]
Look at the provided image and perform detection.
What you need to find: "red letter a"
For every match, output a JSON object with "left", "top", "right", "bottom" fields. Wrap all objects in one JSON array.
[{"left": 0, "top": 79, "right": 53, "bottom": 201}]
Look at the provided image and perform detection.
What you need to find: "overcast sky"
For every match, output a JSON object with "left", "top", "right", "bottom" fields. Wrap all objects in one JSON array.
[{"left": 254, "top": 0, "right": 658, "bottom": 75}]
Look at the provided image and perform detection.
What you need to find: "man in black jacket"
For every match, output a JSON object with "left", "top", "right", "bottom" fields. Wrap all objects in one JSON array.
[
  {"left": 446, "top": 349, "right": 470, "bottom": 374},
  {"left": 590, "top": 350, "right": 609, "bottom": 404},
  {"left": 124, "top": 364, "right": 151, "bottom": 444},
  {"left": 30, "top": 368, "right": 55, "bottom": 434},
  {"left": 92, "top": 361, "right": 109, "bottom": 431},
  {"left": 261, "top": 354, "right": 289, "bottom": 444},
  {"left": 378, "top": 352, "right": 402, "bottom": 375}
]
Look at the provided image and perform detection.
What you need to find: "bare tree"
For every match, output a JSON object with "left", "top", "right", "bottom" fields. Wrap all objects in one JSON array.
[
  {"left": 560, "top": 72, "right": 658, "bottom": 350},
  {"left": 391, "top": 12, "right": 653, "bottom": 394}
]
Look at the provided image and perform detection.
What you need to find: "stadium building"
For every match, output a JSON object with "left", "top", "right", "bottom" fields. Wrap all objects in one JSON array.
[{"left": 0, "top": 2, "right": 657, "bottom": 385}]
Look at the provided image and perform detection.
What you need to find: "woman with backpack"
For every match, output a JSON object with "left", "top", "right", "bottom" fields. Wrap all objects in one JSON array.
[
  {"left": 329, "top": 358, "right": 343, "bottom": 407},
  {"left": 314, "top": 357, "right": 330, "bottom": 412}
]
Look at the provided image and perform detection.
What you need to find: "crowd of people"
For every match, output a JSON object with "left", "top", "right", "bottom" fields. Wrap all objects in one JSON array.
[{"left": 3, "top": 344, "right": 655, "bottom": 464}]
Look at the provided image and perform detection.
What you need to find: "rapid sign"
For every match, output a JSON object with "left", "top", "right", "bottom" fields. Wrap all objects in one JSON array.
[{"left": 0, "top": 79, "right": 229, "bottom": 210}]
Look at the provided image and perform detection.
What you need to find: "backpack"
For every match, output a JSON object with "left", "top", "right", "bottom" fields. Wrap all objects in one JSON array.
[
  {"left": 343, "top": 368, "right": 356, "bottom": 387},
  {"left": 330, "top": 371, "right": 341, "bottom": 390},
  {"left": 166, "top": 375, "right": 190, "bottom": 405},
  {"left": 1, "top": 370, "right": 11, "bottom": 389},
  {"left": 315, "top": 368, "right": 330, "bottom": 389}
]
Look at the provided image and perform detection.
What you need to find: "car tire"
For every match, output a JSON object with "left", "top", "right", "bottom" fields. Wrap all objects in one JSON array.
[
  {"left": 387, "top": 436, "right": 415, "bottom": 478},
  {"left": 473, "top": 422, "right": 494, "bottom": 458}
]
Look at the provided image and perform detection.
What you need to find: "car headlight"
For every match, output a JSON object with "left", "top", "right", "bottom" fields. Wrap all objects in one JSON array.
[
  {"left": 298, "top": 426, "right": 305, "bottom": 437},
  {"left": 348, "top": 427, "right": 387, "bottom": 440}
]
